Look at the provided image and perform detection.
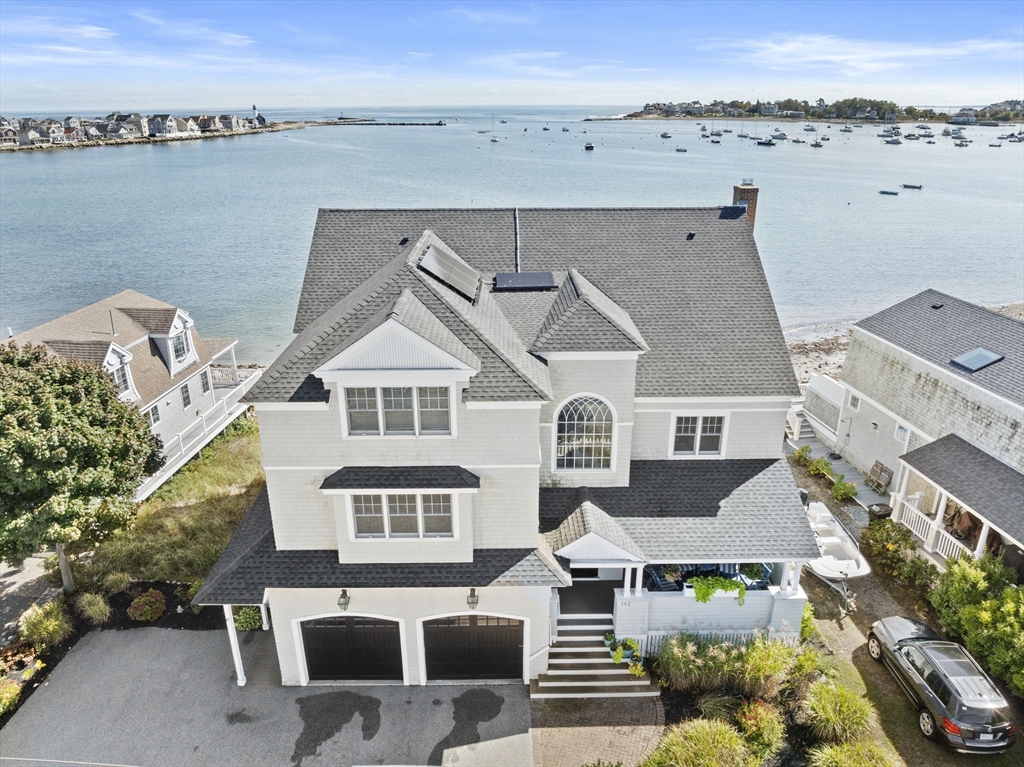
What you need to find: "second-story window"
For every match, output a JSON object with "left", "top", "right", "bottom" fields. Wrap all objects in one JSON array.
[
  {"left": 180, "top": 383, "right": 191, "bottom": 408},
  {"left": 556, "top": 396, "right": 613, "bottom": 470},
  {"left": 345, "top": 386, "right": 451, "bottom": 436},
  {"left": 200, "top": 370, "right": 211, "bottom": 394},
  {"left": 112, "top": 364, "right": 130, "bottom": 394},
  {"left": 351, "top": 493, "right": 454, "bottom": 538},
  {"left": 673, "top": 415, "right": 725, "bottom": 456},
  {"left": 171, "top": 330, "right": 191, "bottom": 363}
]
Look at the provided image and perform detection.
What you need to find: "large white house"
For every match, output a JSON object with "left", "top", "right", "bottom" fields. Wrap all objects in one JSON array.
[
  {"left": 196, "top": 191, "right": 819, "bottom": 697},
  {"left": 11, "top": 290, "right": 261, "bottom": 499}
]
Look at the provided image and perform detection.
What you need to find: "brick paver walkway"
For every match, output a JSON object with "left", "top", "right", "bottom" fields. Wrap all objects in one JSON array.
[{"left": 531, "top": 697, "right": 665, "bottom": 767}]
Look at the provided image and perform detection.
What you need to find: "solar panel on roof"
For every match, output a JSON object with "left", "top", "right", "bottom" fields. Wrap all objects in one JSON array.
[
  {"left": 493, "top": 272, "right": 556, "bottom": 291},
  {"left": 950, "top": 347, "right": 1004, "bottom": 373},
  {"left": 418, "top": 244, "right": 480, "bottom": 301}
]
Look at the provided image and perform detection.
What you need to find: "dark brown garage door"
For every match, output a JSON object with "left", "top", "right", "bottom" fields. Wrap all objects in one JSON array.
[
  {"left": 424, "top": 615, "right": 523, "bottom": 680},
  {"left": 301, "top": 616, "right": 403, "bottom": 681}
]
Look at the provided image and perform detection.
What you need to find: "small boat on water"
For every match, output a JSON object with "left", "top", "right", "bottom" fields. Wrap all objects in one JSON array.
[
  {"left": 853, "top": 123, "right": 864, "bottom": 128},
  {"left": 942, "top": 128, "right": 953, "bottom": 136},
  {"left": 710, "top": 138, "right": 721, "bottom": 144},
  {"left": 660, "top": 131, "right": 672, "bottom": 138},
  {"left": 804, "top": 124, "right": 817, "bottom": 132},
  {"left": 675, "top": 147, "right": 687, "bottom": 152},
  {"left": 884, "top": 137, "right": 903, "bottom": 145},
  {"left": 919, "top": 131, "right": 934, "bottom": 138},
  {"left": 737, "top": 131, "right": 750, "bottom": 138},
  {"left": 840, "top": 125, "right": 853, "bottom": 133},
  {"left": 955, "top": 140, "right": 969, "bottom": 147},
  {"left": 542, "top": 126, "right": 550, "bottom": 131},
  {"left": 710, "top": 129, "right": 722, "bottom": 136},
  {"left": 880, "top": 190, "right": 899, "bottom": 195},
  {"left": 927, "top": 140, "right": 936, "bottom": 144},
  {"left": 791, "top": 137, "right": 806, "bottom": 144},
  {"left": 562, "top": 127, "right": 569, "bottom": 132},
  {"left": 771, "top": 131, "right": 789, "bottom": 140},
  {"left": 756, "top": 138, "right": 776, "bottom": 146},
  {"left": 490, "top": 136, "right": 499, "bottom": 143},
  {"left": 804, "top": 501, "right": 871, "bottom": 611},
  {"left": 499, "top": 119, "right": 508, "bottom": 123},
  {"left": 900, "top": 184, "right": 923, "bottom": 190},
  {"left": 584, "top": 142, "right": 594, "bottom": 150},
  {"left": 811, "top": 140, "right": 823, "bottom": 147},
  {"left": 989, "top": 142, "right": 1002, "bottom": 147},
  {"left": 722, "top": 128, "right": 733, "bottom": 133},
  {"left": 820, "top": 135, "right": 830, "bottom": 141}
]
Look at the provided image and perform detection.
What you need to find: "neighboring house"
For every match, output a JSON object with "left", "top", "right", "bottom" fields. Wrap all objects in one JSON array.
[
  {"left": 63, "top": 127, "right": 85, "bottom": 143},
  {"left": 18, "top": 128, "right": 50, "bottom": 146},
  {"left": 760, "top": 103, "right": 779, "bottom": 116},
  {"left": 195, "top": 187, "right": 819, "bottom": 696},
  {"left": 219, "top": 114, "right": 242, "bottom": 131},
  {"left": 0, "top": 127, "right": 18, "bottom": 146},
  {"left": 150, "top": 114, "right": 178, "bottom": 136},
  {"left": 802, "top": 290, "right": 1024, "bottom": 578},
  {"left": 0, "top": 116, "right": 11, "bottom": 128},
  {"left": 176, "top": 117, "right": 201, "bottom": 134},
  {"left": 84, "top": 125, "right": 104, "bottom": 140},
  {"left": 10, "top": 290, "right": 262, "bottom": 500},
  {"left": 125, "top": 118, "right": 149, "bottom": 137},
  {"left": 104, "top": 123, "right": 139, "bottom": 139},
  {"left": 191, "top": 115, "right": 221, "bottom": 132},
  {"left": 63, "top": 116, "right": 82, "bottom": 129}
]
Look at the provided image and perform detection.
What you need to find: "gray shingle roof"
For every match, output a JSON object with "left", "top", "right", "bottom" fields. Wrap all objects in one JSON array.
[
  {"left": 546, "top": 500, "right": 645, "bottom": 558},
  {"left": 901, "top": 434, "right": 1024, "bottom": 543},
  {"left": 855, "top": 289, "right": 1024, "bottom": 406},
  {"left": 193, "top": 488, "right": 567, "bottom": 604},
  {"left": 321, "top": 466, "right": 481, "bottom": 490},
  {"left": 540, "top": 460, "right": 819, "bottom": 562},
  {"left": 286, "top": 208, "right": 797, "bottom": 399}
]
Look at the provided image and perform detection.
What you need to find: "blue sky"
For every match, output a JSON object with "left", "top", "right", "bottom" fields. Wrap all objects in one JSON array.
[{"left": 1, "top": 1, "right": 1021, "bottom": 112}]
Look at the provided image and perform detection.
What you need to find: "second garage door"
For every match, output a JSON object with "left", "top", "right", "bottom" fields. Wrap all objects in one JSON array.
[
  {"left": 301, "top": 616, "right": 403, "bottom": 681},
  {"left": 423, "top": 615, "right": 523, "bottom": 680}
]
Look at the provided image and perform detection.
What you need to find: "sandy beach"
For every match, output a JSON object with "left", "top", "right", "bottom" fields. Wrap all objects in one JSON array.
[{"left": 787, "top": 301, "right": 1023, "bottom": 384}]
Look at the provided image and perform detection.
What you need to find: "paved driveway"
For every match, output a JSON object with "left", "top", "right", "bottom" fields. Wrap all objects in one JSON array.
[{"left": 0, "top": 628, "right": 532, "bottom": 767}]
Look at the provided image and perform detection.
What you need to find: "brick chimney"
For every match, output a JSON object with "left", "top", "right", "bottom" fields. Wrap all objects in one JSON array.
[{"left": 732, "top": 179, "right": 759, "bottom": 230}]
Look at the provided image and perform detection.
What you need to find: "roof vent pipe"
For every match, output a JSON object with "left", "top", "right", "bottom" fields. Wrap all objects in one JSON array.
[
  {"left": 109, "top": 310, "right": 117, "bottom": 336},
  {"left": 513, "top": 207, "right": 521, "bottom": 273}
]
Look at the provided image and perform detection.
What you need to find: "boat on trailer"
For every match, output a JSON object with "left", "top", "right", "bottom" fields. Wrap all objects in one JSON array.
[{"left": 804, "top": 502, "right": 871, "bottom": 612}]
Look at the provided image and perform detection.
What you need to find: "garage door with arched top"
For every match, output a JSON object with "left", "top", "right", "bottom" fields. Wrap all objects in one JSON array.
[
  {"left": 300, "top": 616, "right": 403, "bottom": 681},
  {"left": 424, "top": 615, "right": 523, "bottom": 680}
]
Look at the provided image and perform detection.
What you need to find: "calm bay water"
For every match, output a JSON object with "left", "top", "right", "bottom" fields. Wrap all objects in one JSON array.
[{"left": 1, "top": 106, "right": 1022, "bottom": 364}]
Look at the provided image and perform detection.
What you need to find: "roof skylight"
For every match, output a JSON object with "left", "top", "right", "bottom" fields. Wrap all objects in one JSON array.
[
  {"left": 950, "top": 347, "right": 1004, "bottom": 373},
  {"left": 418, "top": 243, "right": 480, "bottom": 302}
]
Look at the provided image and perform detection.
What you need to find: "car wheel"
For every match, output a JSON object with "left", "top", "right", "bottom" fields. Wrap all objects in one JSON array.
[
  {"left": 867, "top": 634, "right": 882, "bottom": 662},
  {"left": 918, "top": 709, "right": 937, "bottom": 740}
]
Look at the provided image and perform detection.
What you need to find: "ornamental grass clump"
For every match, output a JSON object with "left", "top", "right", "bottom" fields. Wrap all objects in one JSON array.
[
  {"left": 126, "top": 589, "right": 165, "bottom": 622},
  {"left": 18, "top": 601, "right": 73, "bottom": 650},
  {"left": 74, "top": 592, "right": 111, "bottom": 626},
  {"left": 102, "top": 571, "right": 132, "bottom": 594},
  {"left": 735, "top": 699, "right": 785, "bottom": 762},
  {"left": 808, "top": 741, "right": 899, "bottom": 767},
  {"left": 696, "top": 690, "right": 741, "bottom": 720},
  {"left": 656, "top": 633, "right": 745, "bottom": 694},
  {"left": 640, "top": 719, "right": 750, "bottom": 767},
  {"left": 805, "top": 680, "right": 875, "bottom": 744},
  {"left": 233, "top": 606, "right": 263, "bottom": 631},
  {"left": 740, "top": 635, "right": 797, "bottom": 699}
]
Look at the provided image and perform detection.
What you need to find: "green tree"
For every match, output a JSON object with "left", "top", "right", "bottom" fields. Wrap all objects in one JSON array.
[{"left": 0, "top": 342, "right": 162, "bottom": 593}]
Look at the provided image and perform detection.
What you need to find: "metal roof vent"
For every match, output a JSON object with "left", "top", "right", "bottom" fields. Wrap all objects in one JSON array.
[
  {"left": 931, "top": 302, "right": 944, "bottom": 310},
  {"left": 686, "top": 232, "right": 696, "bottom": 240},
  {"left": 399, "top": 237, "right": 409, "bottom": 246},
  {"left": 950, "top": 347, "right": 1004, "bottom": 373}
]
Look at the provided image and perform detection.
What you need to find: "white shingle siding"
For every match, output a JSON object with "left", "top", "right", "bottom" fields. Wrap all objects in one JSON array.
[
  {"left": 631, "top": 405, "right": 787, "bottom": 460},
  {"left": 266, "top": 470, "right": 337, "bottom": 550},
  {"left": 148, "top": 365, "right": 216, "bottom": 452}
]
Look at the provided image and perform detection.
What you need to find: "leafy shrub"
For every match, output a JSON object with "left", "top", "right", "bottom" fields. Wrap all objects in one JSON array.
[
  {"left": 958, "top": 584, "right": 1024, "bottom": 697},
  {"left": 233, "top": 606, "right": 263, "bottom": 631},
  {"left": 808, "top": 741, "right": 899, "bottom": 767},
  {"left": 126, "top": 589, "right": 166, "bottom": 622},
  {"left": 929, "top": 553, "right": 1015, "bottom": 639},
  {"left": 19, "top": 601, "right": 73, "bottom": 649},
  {"left": 801, "top": 602, "right": 816, "bottom": 640},
  {"left": 628, "top": 656, "right": 646, "bottom": 677},
  {"left": 807, "top": 457, "right": 832, "bottom": 478},
  {"left": 741, "top": 635, "right": 797, "bottom": 699},
  {"left": 75, "top": 592, "right": 112, "bottom": 626},
  {"left": 691, "top": 576, "right": 745, "bottom": 605},
  {"left": 790, "top": 646, "right": 836, "bottom": 698},
  {"left": 103, "top": 571, "right": 132, "bottom": 594},
  {"left": 793, "top": 444, "right": 812, "bottom": 465},
  {"left": 696, "top": 690, "right": 740, "bottom": 720},
  {"left": 830, "top": 475, "right": 857, "bottom": 501},
  {"left": 735, "top": 699, "right": 785, "bottom": 762},
  {"left": 640, "top": 719, "right": 750, "bottom": 767},
  {"left": 894, "top": 555, "right": 939, "bottom": 589},
  {"left": 860, "top": 519, "right": 915, "bottom": 574},
  {"left": 0, "top": 679, "right": 22, "bottom": 716},
  {"left": 804, "top": 681, "right": 874, "bottom": 744}
]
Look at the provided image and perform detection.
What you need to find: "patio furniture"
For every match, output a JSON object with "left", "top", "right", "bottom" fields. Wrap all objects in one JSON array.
[
  {"left": 645, "top": 565, "right": 684, "bottom": 591},
  {"left": 738, "top": 563, "right": 771, "bottom": 590},
  {"left": 865, "top": 461, "right": 893, "bottom": 494}
]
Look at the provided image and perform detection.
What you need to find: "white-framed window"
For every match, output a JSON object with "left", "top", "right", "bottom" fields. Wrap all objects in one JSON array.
[
  {"left": 200, "top": 370, "right": 211, "bottom": 394},
  {"left": 180, "top": 383, "right": 191, "bottom": 408},
  {"left": 171, "top": 330, "right": 191, "bottom": 363},
  {"left": 848, "top": 394, "right": 860, "bottom": 411},
  {"left": 146, "top": 404, "right": 160, "bottom": 425},
  {"left": 112, "top": 364, "right": 130, "bottom": 394},
  {"left": 895, "top": 424, "right": 909, "bottom": 443},
  {"left": 344, "top": 386, "right": 451, "bottom": 436},
  {"left": 672, "top": 414, "right": 725, "bottom": 456},
  {"left": 351, "top": 493, "right": 454, "bottom": 539},
  {"left": 556, "top": 396, "right": 614, "bottom": 470}
]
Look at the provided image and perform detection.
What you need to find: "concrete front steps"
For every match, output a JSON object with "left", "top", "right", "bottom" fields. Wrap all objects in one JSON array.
[{"left": 530, "top": 614, "right": 660, "bottom": 699}]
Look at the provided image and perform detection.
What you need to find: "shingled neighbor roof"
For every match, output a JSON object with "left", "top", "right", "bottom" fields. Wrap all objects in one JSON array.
[
  {"left": 546, "top": 500, "right": 645, "bottom": 558},
  {"left": 901, "top": 435, "right": 1024, "bottom": 543},
  {"left": 540, "top": 460, "right": 820, "bottom": 562},
  {"left": 193, "top": 488, "right": 568, "bottom": 605},
  {"left": 259, "top": 207, "right": 795, "bottom": 402},
  {"left": 855, "top": 289, "right": 1024, "bottom": 405},
  {"left": 321, "top": 465, "right": 481, "bottom": 490}
]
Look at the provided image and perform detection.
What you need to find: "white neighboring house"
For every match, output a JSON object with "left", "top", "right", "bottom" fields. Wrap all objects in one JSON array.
[
  {"left": 194, "top": 185, "right": 820, "bottom": 697},
  {"left": 11, "top": 290, "right": 262, "bottom": 500},
  {"left": 150, "top": 115, "right": 179, "bottom": 137},
  {"left": 801, "top": 290, "right": 1024, "bottom": 579}
]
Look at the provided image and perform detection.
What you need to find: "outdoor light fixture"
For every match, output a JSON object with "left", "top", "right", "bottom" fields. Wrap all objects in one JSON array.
[
  {"left": 467, "top": 588, "right": 479, "bottom": 610},
  {"left": 871, "top": 421, "right": 879, "bottom": 430},
  {"left": 337, "top": 589, "right": 350, "bottom": 611}
]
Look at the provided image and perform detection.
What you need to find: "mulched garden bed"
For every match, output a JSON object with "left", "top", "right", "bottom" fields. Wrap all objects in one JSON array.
[{"left": 0, "top": 580, "right": 226, "bottom": 730}]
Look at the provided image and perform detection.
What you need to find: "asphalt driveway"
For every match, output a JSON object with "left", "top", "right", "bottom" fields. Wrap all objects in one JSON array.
[{"left": 0, "top": 628, "right": 532, "bottom": 767}]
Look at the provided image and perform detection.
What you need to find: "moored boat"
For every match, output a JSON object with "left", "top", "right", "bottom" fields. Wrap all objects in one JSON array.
[
  {"left": 756, "top": 137, "right": 776, "bottom": 146},
  {"left": 900, "top": 184, "right": 923, "bottom": 189},
  {"left": 879, "top": 190, "right": 899, "bottom": 195},
  {"left": 804, "top": 502, "right": 871, "bottom": 607},
  {"left": 810, "top": 139, "right": 823, "bottom": 147},
  {"left": 584, "top": 141, "right": 594, "bottom": 150}
]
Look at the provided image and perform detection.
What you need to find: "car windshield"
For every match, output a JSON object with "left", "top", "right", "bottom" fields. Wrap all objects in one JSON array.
[{"left": 957, "top": 705, "right": 1011, "bottom": 726}]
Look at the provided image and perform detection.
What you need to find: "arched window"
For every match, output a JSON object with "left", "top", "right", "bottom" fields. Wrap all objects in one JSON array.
[{"left": 556, "top": 397, "right": 613, "bottom": 470}]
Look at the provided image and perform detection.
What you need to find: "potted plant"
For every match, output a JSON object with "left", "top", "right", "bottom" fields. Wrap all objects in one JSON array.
[
  {"left": 603, "top": 631, "right": 615, "bottom": 647},
  {"left": 628, "top": 656, "right": 646, "bottom": 678},
  {"left": 609, "top": 640, "right": 622, "bottom": 662},
  {"left": 662, "top": 564, "right": 682, "bottom": 582},
  {"left": 621, "top": 637, "right": 639, "bottom": 660}
]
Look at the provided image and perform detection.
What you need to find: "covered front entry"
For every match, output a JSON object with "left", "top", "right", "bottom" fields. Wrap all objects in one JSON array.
[
  {"left": 301, "top": 615, "right": 403, "bottom": 681},
  {"left": 423, "top": 615, "right": 523, "bottom": 680}
]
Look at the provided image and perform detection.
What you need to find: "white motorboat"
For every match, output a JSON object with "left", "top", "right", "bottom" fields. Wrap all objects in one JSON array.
[
  {"left": 660, "top": 131, "right": 672, "bottom": 138},
  {"left": 791, "top": 137, "right": 806, "bottom": 143},
  {"left": 804, "top": 124, "right": 817, "bottom": 132},
  {"left": 884, "top": 137, "right": 903, "bottom": 145},
  {"left": 806, "top": 503, "right": 871, "bottom": 581},
  {"left": 771, "top": 131, "right": 789, "bottom": 140}
]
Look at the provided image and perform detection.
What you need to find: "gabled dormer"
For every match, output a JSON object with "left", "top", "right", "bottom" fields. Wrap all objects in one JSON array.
[
  {"left": 103, "top": 341, "right": 139, "bottom": 402},
  {"left": 122, "top": 307, "right": 198, "bottom": 377}
]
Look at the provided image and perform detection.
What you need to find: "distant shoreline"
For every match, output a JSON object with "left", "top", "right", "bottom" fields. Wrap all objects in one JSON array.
[{"left": 0, "top": 122, "right": 308, "bottom": 153}]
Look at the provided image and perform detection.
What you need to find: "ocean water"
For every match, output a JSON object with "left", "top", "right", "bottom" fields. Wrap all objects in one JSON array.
[{"left": 1, "top": 106, "right": 1022, "bottom": 364}]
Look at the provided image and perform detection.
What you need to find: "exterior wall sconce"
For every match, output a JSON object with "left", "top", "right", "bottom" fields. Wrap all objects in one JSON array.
[
  {"left": 467, "top": 588, "right": 479, "bottom": 610},
  {"left": 337, "top": 589, "right": 350, "bottom": 611},
  {"left": 871, "top": 421, "right": 879, "bottom": 430}
]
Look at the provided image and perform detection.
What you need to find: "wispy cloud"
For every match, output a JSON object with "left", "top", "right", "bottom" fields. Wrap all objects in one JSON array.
[
  {"left": 1, "top": 17, "right": 117, "bottom": 40},
  {"left": 711, "top": 34, "right": 1022, "bottom": 75},
  {"left": 450, "top": 7, "right": 535, "bottom": 25},
  {"left": 131, "top": 11, "right": 255, "bottom": 47},
  {"left": 406, "top": 51, "right": 433, "bottom": 59}
]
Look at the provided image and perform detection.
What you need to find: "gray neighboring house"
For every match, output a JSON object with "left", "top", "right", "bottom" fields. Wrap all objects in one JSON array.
[
  {"left": 11, "top": 290, "right": 261, "bottom": 500},
  {"left": 802, "top": 289, "right": 1024, "bottom": 578},
  {"left": 195, "top": 185, "right": 820, "bottom": 697}
]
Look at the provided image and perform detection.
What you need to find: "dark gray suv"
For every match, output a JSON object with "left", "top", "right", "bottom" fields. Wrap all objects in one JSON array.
[{"left": 868, "top": 617, "right": 1016, "bottom": 754}]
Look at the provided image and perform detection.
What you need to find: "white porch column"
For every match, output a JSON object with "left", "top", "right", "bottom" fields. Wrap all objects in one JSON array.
[
  {"left": 925, "top": 493, "right": 947, "bottom": 552},
  {"left": 974, "top": 521, "right": 991, "bottom": 559},
  {"left": 790, "top": 563, "right": 802, "bottom": 593},
  {"left": 223, "top": 605, "right": 247, "bottom": 686},
  {"left": 231, "top": 347, "right": 239, "bottom": 383},
  {"left": 259, "top": 602, "right": 269, "bottom": 631},
  {"left": 779, "top": 562, "right": 792, "bottom": 593},
  {"left": 623, "top": 567, "right": 631, "bottom": 596}
]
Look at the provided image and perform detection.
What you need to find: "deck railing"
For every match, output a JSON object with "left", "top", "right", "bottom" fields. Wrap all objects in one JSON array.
[
  {"left": 899, "top": 501, "right": 933, "bottom": 543},
  {"left": 934, "top": 529, "right": 972, "bottom": 561}
]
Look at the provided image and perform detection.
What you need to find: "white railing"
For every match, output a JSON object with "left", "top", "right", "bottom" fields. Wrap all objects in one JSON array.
[
  {"left": 164, "top": 398, "right": 233, "bottom": 459},
  {"left": 209, "top": 366, "right": 260, "bottom": 386},
  {"left": 899, "top": 501, "right": 933, "bottom": 543},
  {"left": 639, "top": 629, "right": 800, "bottom": 656},
  {"left": 934, "top": 529, "right": 972, "bottom": 561}
]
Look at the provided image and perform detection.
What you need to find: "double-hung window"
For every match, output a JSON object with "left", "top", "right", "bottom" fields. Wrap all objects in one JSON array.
[
  {"left": 180, "top": 383, "right": 191, "bottom": 408},
  {"left": 345, "top": 386, "right": 451, "bottom": 436},
  {"left": 171, "top": 331, "right": 191, "bottom": 363},
  {"left": 351, "top": 493, "right": 454, "bottom": 539},
  {"left": 200, "top": 370, "right": 211, "bottom": 394},
  {"left": 112, "top": 364, "right": 130, "bottom": 394},
  {"left": 673, "top": 415, "right": 725, "bottom": 456},
  {"left": 146, "top": 404, "right": 160, "bottom": 425}
]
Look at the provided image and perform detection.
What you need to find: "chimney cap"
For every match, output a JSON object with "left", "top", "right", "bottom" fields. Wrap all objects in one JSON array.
[{"left": 741, "top": 178, "right": 755, "bottom": 186}]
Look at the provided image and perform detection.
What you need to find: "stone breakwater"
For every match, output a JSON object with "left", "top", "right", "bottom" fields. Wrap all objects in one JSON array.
[{"left": 0, "top": 123, "right": 304, "bottom": 153}]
